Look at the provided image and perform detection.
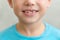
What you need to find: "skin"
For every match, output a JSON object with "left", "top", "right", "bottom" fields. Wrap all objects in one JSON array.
[{"left": 8, "top": 0, "right": 51, "bottom": 36}]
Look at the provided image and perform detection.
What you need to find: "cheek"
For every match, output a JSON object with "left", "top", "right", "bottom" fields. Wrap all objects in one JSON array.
[
  {"left": 36, "top": 0, "right": 48, "bottom": 17},
  {"left": 37, "top": 0, "right": 48, "bottom": 10},
  {"left": 13, "top": 0, "right": 23, "bottom": 9},
  {"left": 12, "top": 0, "right": 23, "bottom": 14}
]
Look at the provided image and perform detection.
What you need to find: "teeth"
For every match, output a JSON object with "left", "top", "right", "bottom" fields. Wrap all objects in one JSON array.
[
  {"left": 22, "top": 10, "right": 39, "bottom": 13},
  {"left": 21, "top": 10, "right": 39, "bottom": 16}
]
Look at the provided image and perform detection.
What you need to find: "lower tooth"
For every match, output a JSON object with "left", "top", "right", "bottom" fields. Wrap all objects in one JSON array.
[{"left": 25, "top": 11, "right": 32, "bottom": 13}]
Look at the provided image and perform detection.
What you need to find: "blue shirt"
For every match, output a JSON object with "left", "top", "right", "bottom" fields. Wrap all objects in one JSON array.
[{"left": 0, "top": 23, "right": 60, "bottom": 40}]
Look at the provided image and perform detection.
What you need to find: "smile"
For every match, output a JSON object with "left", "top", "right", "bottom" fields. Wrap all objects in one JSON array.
[
  {"left": 22, "top": 9, "right": 39, "bottom": 17},
  {"left": 22, "top": 9, "right": 39, "bottom": 13}
]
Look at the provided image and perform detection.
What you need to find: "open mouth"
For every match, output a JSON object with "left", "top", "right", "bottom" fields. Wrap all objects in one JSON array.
[
  {"left": 22, "top": 10, "right": 39, "bottom": 13},
  {"left": 22, "top": 9, "right": 39, "bottom": 17}
]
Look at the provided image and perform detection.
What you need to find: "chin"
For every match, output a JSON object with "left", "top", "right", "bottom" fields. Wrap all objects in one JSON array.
[
  {"left": 21, "top": 18, "right": 40, "bottom": 24},
  {"left": 23, "top": 21, "right": 36, "bottom": 24}
]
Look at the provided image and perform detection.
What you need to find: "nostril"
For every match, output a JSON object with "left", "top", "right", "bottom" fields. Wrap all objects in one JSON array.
[
  {"left": 24, "top": 1, "right": 34, "bottom": 6},
  {"left": 36, "top": 10, "right": 39, "bottom": 12},
  {"left": 24, "top": 3, "right": 34, "bottom": 6},
  {"left": 22, "top": 11, "right": 24, "bottom": 12}
]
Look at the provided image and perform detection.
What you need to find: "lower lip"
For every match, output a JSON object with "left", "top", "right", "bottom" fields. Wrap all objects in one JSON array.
[{"left": 23, "top": 11, "right": 37, "bottom": 17}]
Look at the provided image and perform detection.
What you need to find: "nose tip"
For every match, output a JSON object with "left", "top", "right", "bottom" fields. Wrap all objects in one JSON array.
[{"left": 24, "top": 0, "right": 35, "bottom": 6}]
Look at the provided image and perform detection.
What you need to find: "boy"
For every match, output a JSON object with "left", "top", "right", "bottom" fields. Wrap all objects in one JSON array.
[{"left": 0, "top": 0, "right": 60, "bottom": 40}]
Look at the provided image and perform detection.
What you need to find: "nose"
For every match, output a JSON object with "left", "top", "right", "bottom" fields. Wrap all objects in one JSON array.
[{"left": 24, "top": 0, "right": 35, "bottom": 6}]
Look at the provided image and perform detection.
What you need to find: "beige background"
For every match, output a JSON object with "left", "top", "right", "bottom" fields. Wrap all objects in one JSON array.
[{"left": 0, "top": 0, "right": 60, "bottom": 31}]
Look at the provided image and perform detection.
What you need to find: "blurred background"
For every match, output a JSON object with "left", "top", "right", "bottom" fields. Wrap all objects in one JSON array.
[{"left": 0, "top": 0, "right": 60, "bottom": 31}]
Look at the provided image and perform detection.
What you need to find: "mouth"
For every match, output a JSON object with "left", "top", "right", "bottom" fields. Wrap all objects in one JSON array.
[{"left": 22, "top": 9, "right": 39, "bottom": 17}]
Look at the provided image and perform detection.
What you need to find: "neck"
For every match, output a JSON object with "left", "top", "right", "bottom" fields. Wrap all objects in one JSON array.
[{"left": 16, "top": 21, "right": 45, "bottom": 36}]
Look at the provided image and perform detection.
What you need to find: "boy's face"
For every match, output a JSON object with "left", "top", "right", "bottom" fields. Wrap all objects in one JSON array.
[{"left": 8, "top": 0, "right": 51, "bottom": 24}]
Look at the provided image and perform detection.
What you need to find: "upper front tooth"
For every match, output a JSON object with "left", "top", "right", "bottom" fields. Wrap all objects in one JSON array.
[{"left": 25, "top": 11, "right": 32, "bottom": 12}]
